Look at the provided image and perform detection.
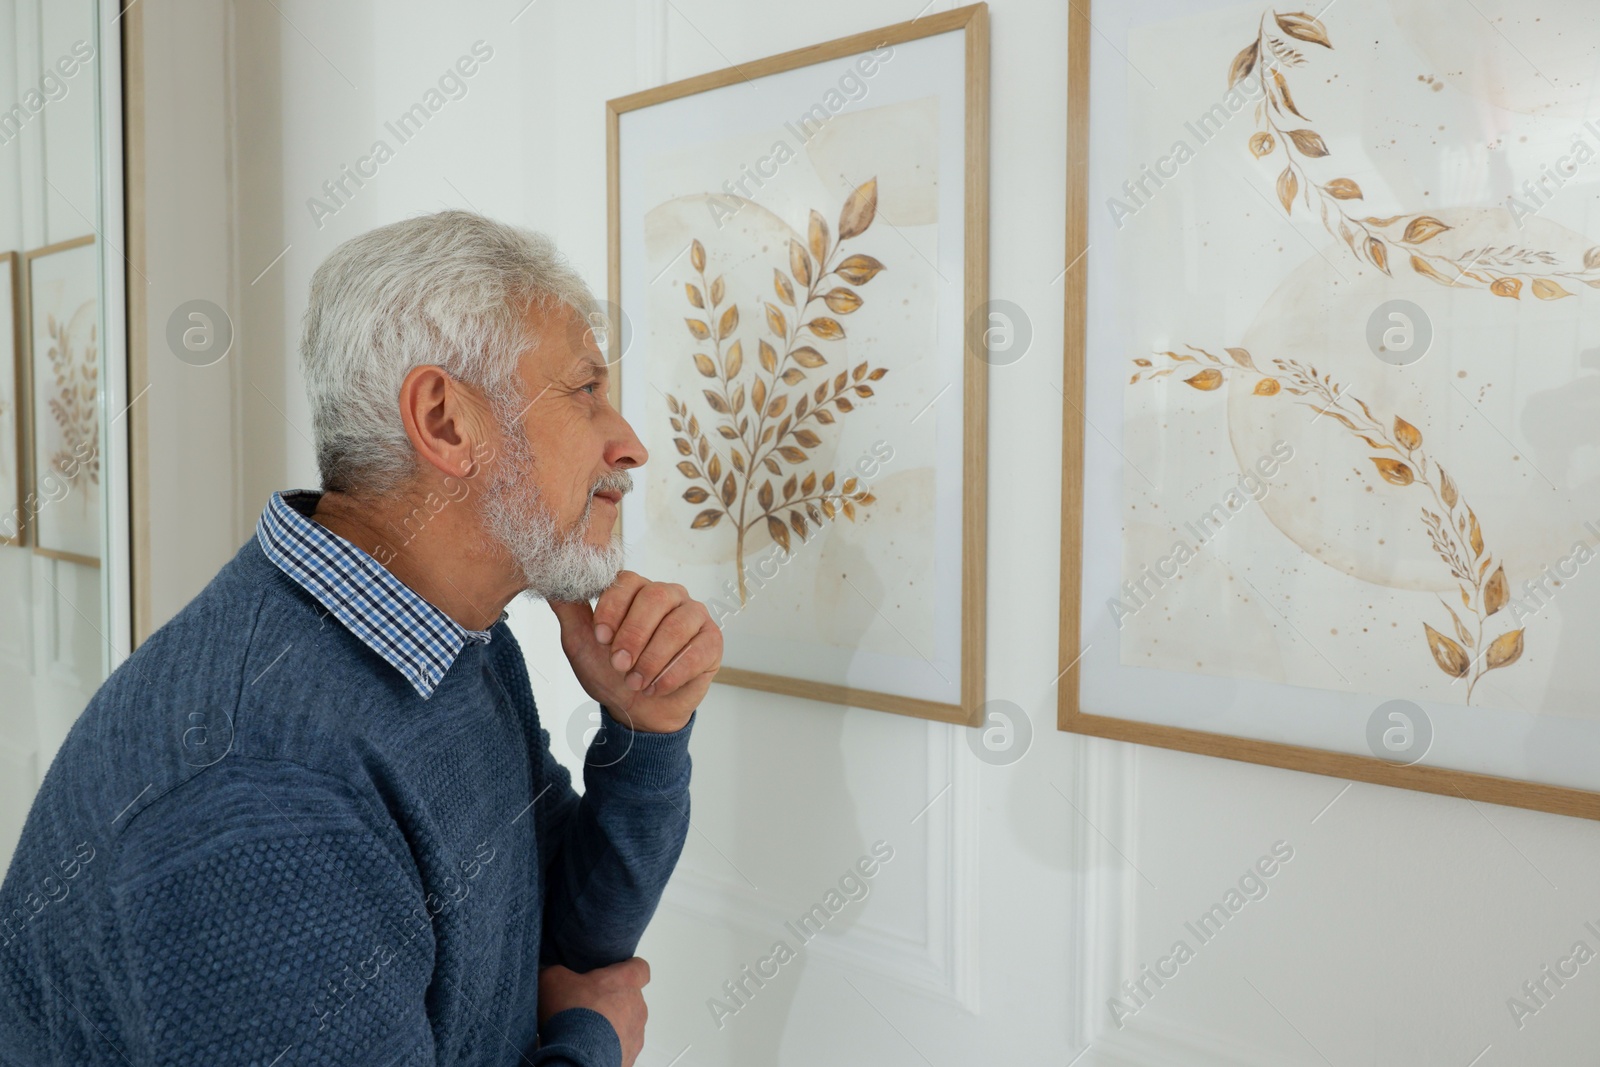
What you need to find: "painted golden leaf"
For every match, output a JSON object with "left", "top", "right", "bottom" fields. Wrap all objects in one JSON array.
[
  {"left": 1324, "top": 178, "right": 1362, "bottom": 200},
  {"left": 729, "top": 383, "right": 745, "bottom": 415},
  {"left": 685, "top": 283, "right": 705, "bottom": 308},
  {"left": 789, "top": 240, "right": 812, "bottom": 288},
  {"left": 792, "top": 346, "right": 827, "bottom": 368},
  {"left": 773, "top": 269, "right": 795, "bottom": 307},
  {"left": 702, "top": 390, "right": 730, "bottom": 414},
  {"left": 1586, "top": 246, "right": 1600, "bottom": 271},
  {"left": 789, "top": 510, "right": 808, "bottom": 539},
  {"left": 758, "top": 480, "right": 774, "bottom": 510},
  {"left": 766, "top": 303, "right": 788, "bottom": 338},
  {"left": 1285, "top": 129, "right": 1329, "bottom": 157},
  {"left": 852, "top": 361, "right": 870, "bottom": 380},
  {"left": 1184, "top": 369, "right": 1224, "bottom": 391},
  {"left": 801, "top": 471, "right": 817, "bottom": 495},
  {"left": 1393, "top": 416, "right": 1422, "bottom": 451},
  {"left": 752, "top": 377, "right": 767, "bottom": 415},
  {"left": 1409, "top": 255, "right": 1460, "bottom": 287},
  {"left": 853, "top": 384, "right": 875, "bottom": 398},
  {"left": 807, "top": 318, "right": 845, "bottom": 340},
  {"left": 766, "top": 394, "right": 787, "bottom": 419},
  {"left": 808, "top": 210, "right": 828, "bottom": 264},
  {"left": 762, "top": 456, "right": 780, "bottom": 474},
  {"left": 1446, "top": 605, "right": 1473, "bottom": 648},
  {"left": 1368, "top": 237, "right": 1390, "bottom": 274},
  {"left": 780, "top": 368, "right": 806, "bottom": 385},
  {"left": 1484, "top": 628, "right": 1525, "bottom": 672},
  {"left": 793, "top": 428, "right": 821, "bottom": 448},
  {"left": 690, "top": 239, "right": 706, "bottom": 272},
  {"left": 1277, "top": 168, "right": 1298, "bottom": 213},
  {"left": 1225, "top": 347, "right": 1257, "bottom": 370},
  {"left": 675, "top": 460, "right": 700, "bottom": 479},
  {"left": 843, "top": 500, "right": 857, "bottom": 522},
  {"left": 1485, "top": 565, "right": 1509, "bottom": 616},
  {"left": 692, "top": 353, "right": 717, "bottom": 378},
  {"left": 1468, "top": 508, "right": 1484, "bottom": 557},
  {"left": 691, "top": 509, "right": 722, "bottom": 529},
  {"left": 823, "top": 287, "right": 863, "bottom": 314},
  {"left": 1273, "top": 70, "right": 1307, "bottom": 120},
  {"left": 1253, "top": 378, "right": 1281, "bottom": 396},
  {"left": 766, "top": 514, "right": 790, "bottom": 552},
  {"left": 1370, "top": 457, "right": 1414, "bottom": 486},
  {"left": 721, "top": 473, "right": 736, "bottom": 507},
  {"left": 1532, "top": 278, "right": 1572, "bottom": 300},
  {"left": 1401, "top": 216, "right": 1450, "bottom": 244},
  {"left": 1275, "top": 11, "right": 1331, "bottom": 47},
  {"left": 1249, "top": 131, "right": 1274, "bottom": 158},
  {"left": 759, "top": 340, "right": 778, "bottom": 373},
  {"left": 711, "top": 275, "right": 725, "bottom": 305},
  {"left": 823, "top": 471, "right": 836, "bottom": 491},
  {"left": 725, "top": 340, "right": 743, "bottom": 379},
  {"left": 1423, "top": 623, "right": 1471, "bottom": 679},
  {"left": 821, "top": 497, "right": 836, "bottom": 520},
  {"left": 838, "top": 178, "right": 877, "bottom": 240},
  {"left": 730, "top": 446, "right": 744, "bottom": 467},
  {"left": 777, "top": 446, "right": 808, "bottom": 463},
  {"left": 673, "top": 437, "right": 692, "bottom": 456},
  {"left": 683, "top": 486, "right": 709, "bottom": 504},
  {"left": 814, "top": 409, "right": 835, "bottom": 424},
  {"left": 717, "top": 305, "right": 739, "bottom": 341},
  {"left": 1228, "top": 42, "right": 1257, "bottom": 88},
  {"left": 686, "top": 318, "right": 710, "bottom": 340},
  {"left": 836, "top": 254, "right": 886, "bottom": 286},
  {"left": 783, "top": 473, "right": 797, "bottom": 501},
  {"left": 1489, "top": 277, "right": 1522, "bottom": 299},
  {"left": 1438, "top": 467, "right": 1458, "bottom": 509},
  {"left": 707, "top": 453, "right": 721, "bottom": 481}
]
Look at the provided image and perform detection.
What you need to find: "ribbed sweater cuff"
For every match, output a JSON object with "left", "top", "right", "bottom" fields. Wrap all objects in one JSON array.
[
  {"left": 587, "top": 706, "right": 695, "bottom": 795},
  {"left": 538, "top": 1007, "right": 622, "bottom": 1066}
]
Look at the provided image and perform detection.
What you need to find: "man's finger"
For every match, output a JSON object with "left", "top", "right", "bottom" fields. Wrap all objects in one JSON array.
[
  {"left": 591, "top": 571, "right": 648, "bottom": 645},
  {"left": 629, "top": 603, "right": 706, "bottom": 692},
  {"left": 608, "top": 584, "right": 686, "bottom": 679}
]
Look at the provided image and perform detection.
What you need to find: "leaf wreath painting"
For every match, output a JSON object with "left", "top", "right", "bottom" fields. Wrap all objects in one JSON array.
[
  {"left": 665, "top": 180, "right": 889, "bottom": 606},
  {"left": 1233, "top": 8, "right": 1600, "bottom": 297},
  {"left": 42, "top": 301, "right": 100, "bottom": 492},
  {"left": 1135, "top": 347, "right": 1523, "bottom": 703}
]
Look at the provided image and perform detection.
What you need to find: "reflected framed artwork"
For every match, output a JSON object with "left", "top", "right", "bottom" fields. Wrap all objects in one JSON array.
[
  {"left": 608, "top": 5, "right": 988, "bottom": 724},
  {"left": 1058, "top": 0, "right": 1600, "bottom": 817},
  {"left": 25, "top": 235, "right": 100, "bottom": 568}
]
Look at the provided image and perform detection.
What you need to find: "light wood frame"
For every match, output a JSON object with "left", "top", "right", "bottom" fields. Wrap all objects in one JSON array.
[
  {"left": 0, "top": 251, "right": 22, "bottom": 547},
  {"left": 23, "top": 234, "right": 100, "bottom": 569},
  {"left": 606, "top": 4, "right": 990, "bottom": 726},
  {"left": 1055, "top": 0, "right": 1600, "bottom": 821}
]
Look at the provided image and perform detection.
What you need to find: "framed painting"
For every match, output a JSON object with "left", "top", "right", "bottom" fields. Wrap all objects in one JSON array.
[
  {"left": 607, "top": 5, "right": 989, "bottom": 724},
  {"left": 25, "top": 235, "right": 100, "bottom": 568},
  {"left": 0, "top": 252, "right": 21, "bottom": 547},
  {"left": 1059, "top": 0, "right": 1600, "bottom": 818}
]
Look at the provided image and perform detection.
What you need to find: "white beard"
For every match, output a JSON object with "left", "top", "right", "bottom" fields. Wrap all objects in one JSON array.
[{"left": 479, "top": 415, "right": 630, "bottom": 602}]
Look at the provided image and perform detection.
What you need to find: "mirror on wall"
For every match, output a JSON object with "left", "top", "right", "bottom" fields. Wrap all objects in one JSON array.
[{"left": 0, "top": 0, "right": 131, "bottom": 869}]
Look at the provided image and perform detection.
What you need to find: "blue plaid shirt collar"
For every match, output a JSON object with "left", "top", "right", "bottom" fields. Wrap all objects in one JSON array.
[{"left": 255, "top": 489, "right": 507, "bottom": 700}]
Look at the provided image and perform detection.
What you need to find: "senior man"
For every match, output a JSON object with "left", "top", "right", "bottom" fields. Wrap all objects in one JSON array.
[{"left": 0, "top": 211, "right": 719, "bottom": 1067}]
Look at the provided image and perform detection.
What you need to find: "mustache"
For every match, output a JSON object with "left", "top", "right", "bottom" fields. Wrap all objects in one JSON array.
[{"left": 591, "top": 469, "right": 634, "bottom": 499}]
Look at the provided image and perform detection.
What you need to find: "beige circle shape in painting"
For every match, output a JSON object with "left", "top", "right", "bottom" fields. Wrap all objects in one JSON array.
[{"left": 1225, "top": 206, "right": 1600, "bottom": 594}]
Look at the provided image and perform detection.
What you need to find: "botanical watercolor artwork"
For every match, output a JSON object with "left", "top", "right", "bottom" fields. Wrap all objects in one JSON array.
[
  {"left": 665, "top": 183, "right": 890, "bottom": 606},
  {"left": 28, "top": 239, "right": 101, "bottom": 566},
  {"left": 0, "top": 254, "right": 19, "bottom": 546},
  {"left": 1096, "top": 1, "right": 1600, "bottom": 721},
  {"left": 612, "top": 16, "right": 981, "bottom": 717}
]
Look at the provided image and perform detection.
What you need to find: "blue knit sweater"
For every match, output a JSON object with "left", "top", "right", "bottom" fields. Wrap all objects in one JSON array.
[{"left": 0, "top": 529, "right": 694, "bottom": 1066}]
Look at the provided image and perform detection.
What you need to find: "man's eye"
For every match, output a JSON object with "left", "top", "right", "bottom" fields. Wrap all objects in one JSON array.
[{"left": 581, "top": 382, "right": 600, "bottom": 395}]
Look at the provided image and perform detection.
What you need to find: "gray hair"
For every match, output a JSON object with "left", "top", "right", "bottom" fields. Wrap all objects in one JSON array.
[{"left": 300, "top": 209, "right": 599, "bottom": 495}]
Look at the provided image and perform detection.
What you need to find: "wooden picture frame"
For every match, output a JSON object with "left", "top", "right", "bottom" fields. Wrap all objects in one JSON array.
[
  {"left": 1057, "top": 0, "right": 1600, "bottom": 820},
  {"left": 24, "top": 235, "right": 101, "bottom": 569},
  {"left": 607, "top": 4, "right": 989, "bottom": 725},
  {"left": 0, "top": 251, "right": 23, "bottom": 548}
]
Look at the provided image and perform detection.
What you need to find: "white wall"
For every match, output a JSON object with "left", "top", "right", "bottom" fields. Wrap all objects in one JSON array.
[{"left": 136, "top": 0, "right": 1600, "bottom": 1063}]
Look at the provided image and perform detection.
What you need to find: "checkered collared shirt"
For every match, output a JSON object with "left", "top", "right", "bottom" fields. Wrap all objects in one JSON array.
[{"left": 255, "top": 489, "right": 507, "bottom": 699}]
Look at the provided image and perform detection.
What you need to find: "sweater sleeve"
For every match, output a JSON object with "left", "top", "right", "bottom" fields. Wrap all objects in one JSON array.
[
  {"left": 535, "top": 706, "right": 694, "bottom": 976},
  {"left": 108, "top": 759, "right": 439, "bottom": 1066}
]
